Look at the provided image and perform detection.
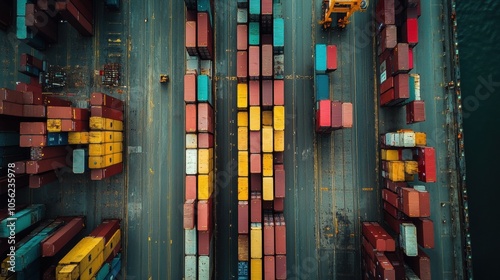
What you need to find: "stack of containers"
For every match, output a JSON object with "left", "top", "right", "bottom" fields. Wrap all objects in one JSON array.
[
  {"left": 184, "top": 1, "right": 216, "bottom": 278},
  {"left": 236, "top": 1, "right": 287, "bottom": 279},
  {"left": 54, "top": 0, "right": 94, "bottom": 37},
  {"left": 361, "top": 222, "right": 397, "bottom": 279},
  {"left": 377, "top": 0, "right": 425, "bottom": 124},
  {"left": 314, "top": 44, "right": 353, "bottom": 133}
]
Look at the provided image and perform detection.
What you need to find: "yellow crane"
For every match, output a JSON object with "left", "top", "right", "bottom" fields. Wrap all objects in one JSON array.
[{"left": 320, "top": 0, "right": 368, "bottom": 29}]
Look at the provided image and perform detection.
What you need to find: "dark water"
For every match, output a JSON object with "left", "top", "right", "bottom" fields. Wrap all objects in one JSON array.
[{"left": 457, "top": 1, "right": 500, "bottom": 278}]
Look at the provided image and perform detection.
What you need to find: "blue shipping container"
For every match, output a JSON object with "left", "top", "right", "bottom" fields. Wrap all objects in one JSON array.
[
  {"left": 185, "top": 255, "right": 197, "bottom": 279},
  {"left": 315, "top": 44, "right": 327, "bottom": 73},
  {"left": 197, "top": 75, "right": 212, "bottom": 105},
  {"left": 238, "top": 261, "right": 249, "bottom": 276},
  {"left": 249, "top": 22, "right": 260, "bottom": 46},
  {"left": 105, "top": 257, "right": 122, "bottom": 279},
  {"left": 185, "top": 227, "right": 197, "bottom": 255},
  {"left": 47, "top": 132, "right": 69, "bottom": 146},
  {"left": 273, "top": 18, "right": 284, "bottom": 51},
  {"left": 316, "top": 74, "right": 330, "bottom": 101},
  {"left": 249, "top": 0, "right": 261, "bottom": 17},
  {"left": 0, "top": 204, "right": 45, "bottom": 237},
  {"left": 95, "top": 263, "right": 111, "bottom": 280}
]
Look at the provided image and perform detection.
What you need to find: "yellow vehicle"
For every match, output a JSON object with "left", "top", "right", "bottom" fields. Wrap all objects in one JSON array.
[{"left": 319, "top": 0, "right": 368, "bottom": 29}]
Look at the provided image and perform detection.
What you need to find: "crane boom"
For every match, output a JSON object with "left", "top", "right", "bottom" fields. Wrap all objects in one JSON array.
[{"left": 319, "top": 0, "right": 368, "bottom": 30}]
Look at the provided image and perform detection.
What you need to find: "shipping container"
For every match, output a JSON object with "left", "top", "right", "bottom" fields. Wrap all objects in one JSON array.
[
  {"left": 198, "top": 256, "right": 213, "bottom": 280},
  {"left": 416, "top": 147, "right": 436, "bottom": 182},
  {"left": 237, "top": 51, "right": 249, "bottom": 81},
  {"left": 197, "top": 199, "right": 213, "bottom": 231},
  {"left": 185, "top": 255, "right": 197, "bottom": 279},
  {"left": 20, "top": 122, "right": 46, "bottom": 135},
  {"left": 251, "top": 192, "right": 262, "bottom": 222},
  {"left": 198, "top": 103, "right": 214, "bottom": 134},
  {"left": 315, "top": 44, "right": 327, "bottom": 73},
  {"left": 262, "top": 176, "right": 273, "bottom": 201},
  {"left": 273, "top": 106, "right": 284, "bottom": 131},
  {"left": 248, "top": 22, "right": 260, "bottom": 46},
  {"left": 261, "top": 44, "right": 273, "bottom": 78},
  {"left": 198, "top": 230, "right": 212, "bottom": 256},
  {"left": 239, "top": 176, "right": 249, "bottom": 201},
  {"left": 406, "top": 100, "right": 426, "bottom": 124},
  {"left": 185, "top": 104, "right": 197, "bottom": 133},
  {"left": 400, "top": 223, "right": 418, "bottom": 256},
  {"left": 72, "top": 148, "right": 87, "bottom": 174},
  {"left": 379, "top": 25, "right": 397, "bottom": 55},
  {"left": 186, "top": 134, "right": 198, "bottom": 149},
  {"left": 250, "top": 258, "right": 262, "bottom": 279},
  {"left": 273, "top": 54, "right": 284, "bottom": 79},
  {"left": 237, "top": 8, "right": 248, "bottom": 24},
  {"left": 237, "top": 24, "right": 248, "bottom": 51},
  {"left": 262, "top": 110, "right": 272, "bottom": 126},
  {"left": 198, "top": 148, "right": 213, "bottom": 174},
  {"left": 273, "top": 18, "right": 284, "bottom": 54},
  {"left": 238, "top": 127, "right": 249, "bottom": 151},
  {"left": 186, "top": 149, "right": 197, "bottom": 175},
  {"left": 264, "top": 256, "right": 275, "bottom": 280},
  {"left": 238, "top": 235, "right": 249, "bottom": 261},
  {"left": 326, "top": 45, "right": 337, "bottom": 71},
  {"left": 23, "top": 104, "right": 46, "bottom": 117},
  {"left": 402, "top": 18, "right": 418, "bottom": 46},
  {"left": 316, "top": 74, "right": 329, "bottom": 101},
  {"left": 249, "top": 0, "right": 260, "bottom": 20},
  {"left": 197, "top": 75, "right": 213, "bottom": 105},
  {"left": 249, "top": 106, "right": 261, "bottom": 131},
  {"left": 90, "top": 93, "right": 124, "bottom": 110},
  {"left": 250, "top": 173, "right": 262, "bottom": 192},
  {"left": 185, "top": 227, "right": 197, "bottom": 255},
  {"left": 262, "top": 153, "right": 273, "bottom": 177},
  {"left": 393, "top": 43, "right": 410, "bottom": 74},
  {"left": 250, "top": 224, "right": 262, "bottom": 258},
  {"left": 250, "top": 131, "right": 261, "bottom": 153},
  {"left": 413, "top": 217, "right": 434, "bottom": 248},
  {"left": 375, "top": 254, "right": 396, "bottom": 280},
  {"left": 273, "top": 80, "right": 284, "bottom": 106},
  {"left": 263, "top": 215, "right": 275, "bottom": 255},
  {"left": 197, "top": 12, "right": 213, "bottom": 60},
  {"left": 249, "top": 154, "right": 261, "bottom": 175},
  {"left": 331, "top": 101, "right": 342, "bottom": 129},
  {"left": 375, "top": 0, "right": 395, "bottom": 27},
  {"left": 394, "top": 73, "right": 409, "bottom": 101},
  {"left": 238, "top": 111, "right": 249, "bottom": 127},
  {"left": 185, "top": 175, "right": 197, "bottom": 201},
  {"left": 238, "top": 261, "right": 249, "bottom": 277},
  {"left": 274, "top": 130, "right": 284, "bottom": 152},
  {"left": 90, "top": 163, "right": 123, "bottom": 180},
  {"left": 275, "top": 255, "right": 286, "bottom": 279},
  {"left": 405, "top": 249, "right": 431, "bottom": 280},
  {"left": 274, "top": 214, "right": 286, "bottom": 254},
  {"left": 185, "top": 21, "right": 198, "bottom": 56},
  {"left": 315, "top": 100, "right": 331, "bottom": 133},
  {"left": 184, "top": 74, "right": 197, "bottom": 103},
  {"left": 248, "top": 80, "right": 260, "bottom": 106},
  {"left": 380, "top": 75, "right": 393, "bottom": 94},
  {"left": 249, "top": 46, "right": 260, "bottom": 78},
  {"left": 55, "top": 1, "right": 93, "bottom": 36},
  {"left": 238, "top": 151, "right": 249, "bottom": 176},
  {"left": 341, "top": 102, "right": 353, "bottom": 128},
  {"left": 238, "top": 201, "right": 249, "bottom": 234},
  {"left": 261, "top": 80, "right": 273, "bottom": 108},
  {"left": 90, "top": 106, "right": 123, "bottom": 121},
  {"left": 198, "top": 172, "right": 214, "bottom": 199},
  {"left": 237, "top": 83, "right": 249, "bottom": 110},
  {"left": 261, "top": 126, "right": 273, "bottom": 153},
  {"left": 1, "top": 100, "right": 23, "bottom": 117}
]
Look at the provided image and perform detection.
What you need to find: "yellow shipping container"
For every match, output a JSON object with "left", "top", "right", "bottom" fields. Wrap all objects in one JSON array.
[
  {"left": 388, "top": 161, "right": 405, "bottom": 182},
  {"left": 238, "top": 151, "right": 249, "bottom": 177},
  {"left": 238, "top": 177, "right": 249, "bottom": 201},
  {"left": 68, "top": 132, "right": 89, "bottom": 144},
  {"left": 415, "top": 132, "right": 426, "bottom": 146},
  {"left": 57, "top": 237, "right": 104, "bottom": 276},
  {"left": 113, "top": 152, "right": 123, "bottom": 164},
  {"left": 273, "top": 106, "right": 285, "bottom": 131},
  {"left": 250, "top": 228, "right": 262, "bottom": 259},
  {"left": 79, "top": 252, "right": 103, "bottom": 280},
  {"left": 88, "top": 154, "right": 113, "bottom": 169},
  {"left": 237, "top": 83, "right": 248, "bottom": 110},
  {"left": 57, "top": 264, "right": 78, "bottom": 280},
  {"left": 262, "top": 111, "right": 273, "bottom": 126},
  {"left": 238, "top": 127, "right": 248, "bottom": 151},
  {"left": 381, "top": 149, "right": 399, "bottom": 161},
  {"left": 89, "top": 143, "right": 113, "bottom": 156},
  {"left": 262, "top": 153, "right": 273, "bottom": 177},
  {"left": 198, "top": 148, "right": 213, "bottom": 174},
  {"left": 113, "top": 132, "right": 123, "bottom": 142},
  {"left": 250, "top": 259, "right": 263, "bottom": 280},
  {"left": 106, "top": 118, "right": 123, "bottom": 131},
  {"left": 262, "top": 177, "right": 274, "bottom": 201},
  {"left": 89, "top": 131, "right": 114, "bottom": 143},
  {"left": 47, "top": 119, "right": 62, "bottom": 132},
  {"left": 90, "top": 117, "right": 123, "bottom": 131},
  {"left": 198, "top": 172, "right": 214, "bottom": 199},
  {"left": 404, "top": 161, "right": 419, "bottom": 175},
  {"left": 262, "top": 126, "right": 273, "bottom": 153},
  {"left": 238, "top": 111, "right": 248, "bottom": 127},
  {"left": 274, "top": 130, "right": 284, "bottom": 152},
  {"left": 249, "top": 107, "right": 261, "bottom": 131},
  {"left": 103, "top": 229, "right": 121, "bottom": 261}
]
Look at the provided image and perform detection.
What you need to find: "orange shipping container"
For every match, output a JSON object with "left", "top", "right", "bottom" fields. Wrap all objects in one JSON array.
[
  {"left": 274, "top": 130, "right": 284, "bottom": 152},
  {"left": 341, "top": 102, "right": 353, "bottom": 128},
  {"left": 185, "top": 104, "right": 197, "bottom": 133},
  {"left": 237, "top": 83, "right": 248, "bottom": 110}
]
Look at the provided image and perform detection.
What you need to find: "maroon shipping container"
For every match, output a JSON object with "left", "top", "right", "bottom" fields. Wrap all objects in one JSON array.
[
  {"left": 264, "top": 256, "right": 275, "bottom": 280},
  {"left": 263, "top": 215, "right": 275, "bottom": 255},
  {"left": 406, "top": 250, "right": 431, "bottom": 280},
  {"left": 61, "top": 120, "right": 88, "bottom": 132},
  {"left": 274, "top": 197, "right": 284, "bottom": 212},
  {"left": 198, "top": 133, "right": 214, "bottom": 148},
  {"left": 23, "top": 104, "right": 46, "bottom": 118},
  {"left": 237, "top": 51, "right": 248, "bottom": 81},
  {"left": 274, "top": 214, "right": 286, "bottom": 254},
  {"left": 274, "top": 168, "right": 285, "bottom": 198},
  {"left": 384, "top": 179, "right": 408, "bottom": 193},
  {"left": 28, "top": 171, "right": 58, "bottom": 188},
  {"left": 197, "top": 12, "right": 213, "bottom": 60},
  {"left": 16, "top": 83, "right": 43, "bottom": 105},
  {"left": 326, "top": 45, "right": 337, "bottom": 71},
  {"left": 20, "top": 122, "right": 46, "bottom": 135},
  {"left": 89, "top": 219, "right": 120, "bottom": 242},
  {"left": 184, "top": 74, "right": 197, "bottom": 103},
  {"left": 417, "top": 147, "right": 436, "bottom": 183},
  {"left": 198, "top": 103, "right": 214, "bottom": 134},
  {"left": 331, "top": 101, "right": 342, "bottom": 129},
  {"left": 250, "top": 173, "right": 262, "bottom": 192},
  {"left": 315, "top": 100, "right": 331, "bottom": 133},
  {"left": 393, "top": 43, "right": 409, "bottom": 74},
  {"left": 362, "top": 222, "right": 395, "bottom": 252},
  {"left": 249, "top": 80, "right": 260, "bottom": 106},
  {"left": 379, "top": 25, "right": 397, "bottom": 55},
  {"left": 184, "top": 200, "right": 195, "bottom": 229},
  {"left": 375, "top": 254, "right": 396, "bottom": 280},
  {"left": 26, "top": 157, "right": 67, "bottom": 174},
  {"left": 237, "top": 24, "right": 248, "bottom": 51},
  {"left": 275, "top": 255, "right": 286, "bottom": 280},
  {"left": 30, "top": 146, "right": 68, "bottom": 160},
  {"left": 13, "top": 161, "right": 26, "bottom": 174},
  {"left": 262, "top": 44, "right": 273, "bottom": 78},
  {"left": 362, "top": 236, "right": 377, "bottom": 261},
  {"left": 380, "top": 76, "right": 393, "bottom": 95},
  {"left": 197, "top": 198, "right": 212, "bottom": 231},
  {"left": 261, "top": 80, "right": 273, "bottom": 107},
  {"left": 1, "top": 88, "right": 25, "bottom": 104},
  {"left": 384, "top": 211, "right": 402, "bottom": 234},
  {"left": 406, "top": 100, "right": 426, "bottom": 124},
  {"left": 185, "top": 104, "right": 197, "bottom": 133},
  {"left": 250, "top": 153, "right": 262, "bottom": 174},
  {"left": 20, "top": 53, "right": 44, "bottom": 73},
  {"left": 274, "top": 152, "right": 284, "bottom": 164},
  {"left": 249, "top": 46, "right": 260, "bottom": 78},
  {"left": 90, "top": 106, "right": 123, "bottom": 121},
  {"left": 385, "top": 252, "right": 406, "bottom": 279},
  {"left": 90, "top": 93, "right": 124, "bottom": 111},
  {"left": 413, "top": 218, "right": 434, "bottom": 248},
  {"left": 47, "top": 106, "right": 89, "bottom": 120},
  {"left": 42, "top": 217, "right": 85, "bottom": 257},
  {"left": 238, "top": 201, "right": 249, "bottom": 234},
  {"left": 0, "top": 101, "right": 23, "bottom": 117},
  {"left": 185, "top": 21, "right": 198, "bottom": 56},
  {"left": 383, "top": 201, "right": 399, "bottom": 219},
  {"left": 185, "top": 175, "right": 197, "bottom": 201},
  {"left": 251, "top": 192, "right": 262, "bottom": 223},
  {"left": 198, "top": 230, "right": 212, "bottom": 256},
  {"left": 250, "top": 131, "right": 261, "bottom": 154},
  {"left": 375, "top": 0, "right": 395, "bottom": 27},
  {"left": 25, "top": 4, "right": 58, "bottom": 43},
  {"left": 402, "top": 18, "right": 418, "bottom": 46},
  {"left": 55, "top": 1, "right": 93, "bottom": 36},
  {"left": 273, "top": 80, "right": 284, "bottom": 106},
  {"left": 394, "top": 74, "right": 409, "bottom": 99},
  {"left": 43, "top": 96, "right": 72, "bottom": 107},
  {"left": 401, "top": 187, "right": 420, "bottom": 217},
  {"left": 238, "top": 234, "right": 249, "bottom": 261},
  {"left": 341, "top": 102, "right": 353, "bottom": 128},
  {"left": 380, "top": 88, "right": 396, "bottom": 107},
  {"left": 417, "top": 191, "right": 430, "bottom": 217},
  {"left": 90, "top": 162, "right": 123, "bottom": 180}
]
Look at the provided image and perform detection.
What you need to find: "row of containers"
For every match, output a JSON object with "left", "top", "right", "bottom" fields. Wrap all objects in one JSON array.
[
  {"left": 314, "top": 44, "right": 353, "bottom": 133},
  {"left": 235, "top": 0, "right": 287, "bottom": 279},
  {"left": 362, "top": 1, "right": 433, "bottom": 279},
  {"left": 183, "top": 0, "right": 216, "bottom": 279},
  {"left": 0, "top": 204, "right": 122, "bottom": 279}
]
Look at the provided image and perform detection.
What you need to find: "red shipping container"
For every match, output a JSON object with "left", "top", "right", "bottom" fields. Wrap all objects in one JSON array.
[
  {"left": 90, "top": 106, "right": 123, "bottom": 121},
  {"left": 362, "top": 237, "right": 377, "bottom": 261},
  {"left": 16, "top": 82, "right": 43, "bottom": 104},
  {"left": 274, "top": 197, "right": 284, "bottom": 212},
  {"left": 384, "top": 179, "right": 408, "bottom": 193},
  {"left": 379, "top": 25, "right": 397, "bottom": 55},
  {"left": 380, "top": 88, "right": 396, "bottom": 107},
  {"left": 264, "top": 256, "right": 275, "bottom": 280},
  {"left": 331, "top": 101, "right": 342, "bottom": 129},
  {"left": 274, "top": 215, "right": 286, "bottom": 254},
  {"left": 417, "top": 147, "right": 436, "bottom": 183},
  {"left": 315, "top": 100, "right": 331, "bottom": 132},
  {"left": 238, "top": 201, "right": 249, "bottom": 234},
  {"left": 198, "top": 133, "right": 214, "bottom": 148},
  {"left": 383, "top": 201, "right": 399, "bottom": 219},
  {"left": 382, "top": 189, "right": 399, "bottom": 209},
  {"left": 326, "top": 45, "right": 337, "bottom": 71},
  {"left": 237, "top": 51, "right": 248, "bottom": 81},
  {"left": 394, "top": 74, "right": 409, "bottom": 99},
  {"left": 384, "top": 211, "right": 402, "bottom": 234},
  {"left": 0, "top": 88, "right": 25, "bottom": 104},
  {"left": 341, "top": 102, "right": 353, "bottom": 128},
  {"left": 185, "top": 175, "right": 197, "bottom": 201},
  {"left": 90, "top": 163, "right": 123, "bottom": 180},
  {"left": 28, "top": 171, "right": 58, "bottom": 188},
  {"left": 185, "top": 21, "right": 197, "bottom": 56},
  {"left": 262, "top": 44, "right": 273, "bottom": 78},
  {"left": 261, "top": 80, "right": 273, "bottom": 107},
  {"left": 263, "top": 216, "right": 275, "bottom": 255},
  {"left": 20, "top": 122, "right": 46, "bottom": 135},
  {"left": 275, "top": 255, "right": 286, "bottom": 280},
  {"left": 375, "top": 0, "right": 395, "bottom": 26},
  {"left": 401, "top": 187, "right": 420, "bottom": 217},
  {"left": 273, "top": 80, "right": 284, "bottom": 106},
  {"left": 250, "top": 173, "right": 262, "bottom": 192},
  {"left": 249, "top": 80, "right": 260, "bottom": 106},
  {"left": 183, "top": 200, "right": 195, "bottom": 229},
  {"left": 250, "top": 131, "right": 261, "bottom": 154},
  {"left": 47, "top": 106, "right": 88, "bottom": 120},
  {"left": 198, "top": 103, "right": 214, "bottom": 134},
  {"left": 198, "top": 230, "right": 212, "bottom": 256},
  {"left": 197, "top": 12, "right": 213, "bottom": 60},
  {"left": 251, "top": 192, "right": 262, "bottom": 223},
  {"left": 43, "top": 96, "right": 72, "bottom": 107},
  {"left": 0, "top": 101, "right": 23, "bottom": 117},
  {"left": 23, "top": 104, "right": 46, "bottom": 117},
  {"left": 393, "top": 43, "right": 409, "bottom": 74},
  {"left": 237, "top": 24, "right": 248, "bottom": 51},
  {"left": 262, "top": 0, "right": 272, "bottom": 15},
  {"left": 249, "top": 46, "right": 260, "bottom": 78},
  {"left": 197, "top": 198, "right": 212, "bottom": 231},
  {"left": 89, "top": 219, "right": 120, "bottom": 242},
  {"left": 250, "top": 153, "right": 262, "bottom": 173},
  {"left": 184, "top": 74, "right": 197, "bottom": 103},
  {"left": 417, "top": 191, "right": 430, "bottom": 217},
  {"left": 42, "top": 217, "right": 84, "bottom": 257},
  {"left": 13, "top": 161, "right": 26, "bottom": 174},
  {"left": 385, "top": 252, "right": 406, "bottom": 279},
  {"left": 26, "top": 156, "right": 67, "bottom": 174},
  {"left": 406, "top": 100, "right": 426, "bottom": 124},
  {"left": 371, "top": 222, "right": 395, "bottom": 251},
  {"left": 185, "top": 104, "right": 197, "bottom": 133},
  {"left": 413, "top": 218, "right": 434, "bottom": 248},
  {"left": 20, "top": 53, "right": 44, "bottom": 71},
  {"left": 274, "top": 169, "right": 285, "bottom": 198},
  {"left": 90, "top": 93, "right": 124, "bottom": 111},
  {"left": 403, "top": 18, "right": 418, "bottom": 46},
  {"left": 406, "top": 250, "right": 431, "bottom": 280},
  {"left": 375, "top": 254, "right": 396, "bottom": 280},
  {"left": 362, "top": 222, "right": 389, "bottom": 251},
  {"left": 61, "top": 120, "right": 88, "bottom": 132}
]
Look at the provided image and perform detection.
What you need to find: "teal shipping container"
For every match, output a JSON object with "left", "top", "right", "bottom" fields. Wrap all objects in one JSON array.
[
  {"left": 198, "top": 256, "right": 213, "bottom": 279},
  {"left": 249, "top": 0, "right": 261, "bottom": 20},
  {"left": 273, "top": 1, "right": 283, "bottom": 18},
  {"left": 185, "top": 255, "right": 197, "bottom": 279},
  {"left": 197, "top": 75, "right": 212, "bottom": 105},
  {"left": 95, "top": 263, "right": 111, "bottom": 280},
  {"left": 238, "top": 261, "right": 249, "bottom": 276},
  {"left": 73, "top": 148, "right": 88, "bottom": 174},
  {"left": 273, "top": 18, "right": 284, "bottom": 53},
  {"left": 185, "top": 227, "right": 197, "bottom": 255},
  {"left": 105, "top": 255, "right": 122, "bottom": 279},
  {"left": 315, "top": 44, "right": 327, "bottom": 73},
  {"left": 237, "top": 8, "right": 248, "bottom": 24},
  {"left": 400, "top": 223, "right": 418, "bottom": 257},
  {"left": 47, "top": 132, "right": 69, "bottom": 146},
  {"left": 249, "top": 22, "right": 260, "bottom": 46},
  {"left": 316, "top": 74, "right": 330, "bottom": 101},
  {"left": 0, "top": 204, "right": 45, "bottom": 237}
]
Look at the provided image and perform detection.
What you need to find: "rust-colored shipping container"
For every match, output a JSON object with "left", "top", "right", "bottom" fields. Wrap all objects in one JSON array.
[
  {"left": 262, "top": 80, "right": 273, "bottom": 108},
  {"left": 249, "top": 46, "right": 260, "bottom": 78},
  {"left": 275, "top": 255, "right": 287, "bottom": 279},
  {"left": 249, "top": 80, "right": 260, "bottom": 106},
  {"left": 198, "top": 198, "right": 212, "bottom": 231},
  {"left": 238, "top": 234, "right": 249, "bottom": 261},
  {"left": 16, "top": 83, "right": 43, "bottom": 105},
  {"left": 383, "top": 201, "right": 399, "bottom": 219},
  {"left": 185, "top": 175, "right": 197, "bottom": 201},
  {"left": 20, "top": 122, "right": 46, "bottom": 135},
  {"left": 274, "top": 197, "right": 284, "bottom": 212},
  {"left": 185, "top": 21, "right": 198, "bottom": 56},
  {"left": 55, "top": 1, "right": 93, "bottom": 36},
  {"left": 262, "top": 44, "right": 273, "bottom": 78},
  {"left": 417, "top": 190, "right": 431, "bottom": 217},
  {"left": 198, "top": 230, "right": 212, "bottom": 256},
  {"left": 273, "top": 80, "right": 284, "bottom": 106},
  {"left": 90, "top": 106, "right": 123, "bottom": 121},
  {"left": 26, "top": 157, "right": 67, "bottom": 174},
  {"left": 264, "top": 255, "right": 275, "bottom": 280},
  {"left": 274, "top": 214, "right": 286, "bottom": 254},
  {"left": 184, "top": 74, "right": 197, "bottom": 103},
  {"left": 250, "top": 173, "right": 262, "bottom": 192},
  {"left": 198, "top": 103, "right": 214, "bottom": 134},
  {"left": 413, "top": 217, "right": 434, "bottom": 248},
  {"left": 380, "top": 88, "right": 396, "bottom": 107},
  {"left": 238, "top": 201, "right": 249, "bottom": 234},
  {"left": 43, "top": 95, "right": 72, "bottom": 107},
  {"left": 0, "top": 101, "right": 23, "bottom": 117},
  {"left": 28, "top": 171, "right": 58, "bottom": 188},
  {"left": 251, "top": 192, "right": 262, "bottom": 223},
  {"left": 42, "top": 217, "right": 85, "bottom": 257},
  {"left": 184, "top": 200, "right": 195, "bottom": 229},
  {"left": 393, "top": 43, "right": 409, "bottom": 74},
  {"left": 380, "top": 76, "right": 394, "bottom": 94},
  {"left": 401, "top": 187, "right": 420, "bottom": 217},
  {"left": 375, "top": 0, "right": 395, "bottom": 27},
  {"left": 379, "top": 25, "right": 397, "bottom": 55},
  {"left": 394, "top": 73, "right": 409, "bottom": 100},
  {"left": 375, "top": 254, "right": 396, "bottom": 280},
  {"left": 250, "top": 153, "right": 262, "bottom": 174},
  {"left": 198, "top": 133, "right": 214, "bottom": 148},
  {"left": 384, "top": 211, "right": 402, "bottom": 234},
  {"left": 274, "top": 168, "right": 285, "bottom": 198},
  {"left": 385, "top": 252, "right": 406, "bottom": 279},
  {"left": 197, "top": 12, "right": 213, "bottom": 60},
  {"left": 264, "top": 214, "right": 275, "bottom": 255},
  {"left": 61, "top": 120, "right": 88, "bottom": 132},
  {"left": 47, "top": 106, "right": 89, "bottom": 120},
  {"left": 185, "top": 104, "right": 197, "bottom": 133},
  {"left": 1, "top": 88, "right": 25, "bottom": 104},
  {"left": 237, "top": 24, "right": 248, "bottom": 51},
  {"left": 250, "top": 131, "right": 261, "bottom": 154},
  {"left": 90, "top": 162, "right": 123, "bottom": 180},
  {"left": 326, "top": 45, "right": 337, "bottom": 71},
  {"left": 341, "top": 102, "right": 353, "bottom": 128},
  {"left": 331, "top": 101, "right": 342, "bottom": 129},
  {"left": 406, "top": 100, "right": 426, "bottom": 124},
  {"left": 405, "top": 249, "right": 431, "bottom": 280},
  {"left": 237, "top": 51, "right": 248, "bottom": 81},
  {"left": 90, "top": 92, "right": 124, "bottom": 111},
  {"left": 361, "top": 222, "right": 395, "bottom": 252}
]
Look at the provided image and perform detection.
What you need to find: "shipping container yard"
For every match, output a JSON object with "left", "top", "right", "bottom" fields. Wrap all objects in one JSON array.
[{"left": 0, "top": 0, "right": 470, "bottom": 279}]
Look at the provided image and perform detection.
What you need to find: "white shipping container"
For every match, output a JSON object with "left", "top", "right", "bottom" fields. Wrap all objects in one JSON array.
[
  {"left": 186, "top": 149, "right": 198, "bottom": 175},
  {"left": 400, "top": 223, "right": 418, "bottom": 257},
  {"left": 394, "top": 133, "right": 402, "bottom": 147},
  {"left": 185, "top": 227, "right": 197, "bottom": 255},
  {"left": 186, "top": 134, "right": 198, "bottom": 149},
  {"left": 401, "top": 132, "right": 416, "bottom": 147},
  {"left": 185, "top": 255, "right": 197, "bottom": 280},
  {"left": 237, "top": 8, "right": 248, "bottom": 24},
  {"left": 412, "top": 73, "right": 421, "bottom": 101},
  {"left": 198, "top": 256, "right": 213, "bottom": 280},
  {"left": 385, "top": 133, "right": 396, "bottom": 146},
  {"left": 413, "top": 185, "right": 426, "bottom": 192}
]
